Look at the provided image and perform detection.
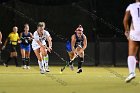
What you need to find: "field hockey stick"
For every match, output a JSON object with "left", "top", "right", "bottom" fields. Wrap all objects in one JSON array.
[{"left": 60, "top": 53, "right": 78, "bottom": 72}]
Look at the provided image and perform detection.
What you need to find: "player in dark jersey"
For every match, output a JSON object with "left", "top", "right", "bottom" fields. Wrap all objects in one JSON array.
[
  {"left": 66, "top": 25, "right": 87, "bottom": 73},
  {"left": 20, "top": 24, "right": 33, "bottom": 69}
]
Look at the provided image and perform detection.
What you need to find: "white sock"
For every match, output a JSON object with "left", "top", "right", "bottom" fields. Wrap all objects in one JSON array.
[
  {"left": 43, "top": 55, "right": 49, "bottom": 68},
  {"left": 38, "top": 60, "right": 44, "bottom": 70},
  {"left": 127, "top": 56, "right": 136, "bottom": 74}
]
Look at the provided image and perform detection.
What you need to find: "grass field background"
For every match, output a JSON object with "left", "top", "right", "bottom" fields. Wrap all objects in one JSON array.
[{"left": 0, "top": 66, "right": 139, "bottom": 93}]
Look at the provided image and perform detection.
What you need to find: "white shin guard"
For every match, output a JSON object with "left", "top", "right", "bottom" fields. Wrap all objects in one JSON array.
[{"left": 127, "top": 56, "right": 136, "bottom": 74}]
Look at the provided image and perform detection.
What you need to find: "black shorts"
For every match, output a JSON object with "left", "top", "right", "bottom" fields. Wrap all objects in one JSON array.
[{"left": 9, "top": 45, "right": 17, "bottom": 52}]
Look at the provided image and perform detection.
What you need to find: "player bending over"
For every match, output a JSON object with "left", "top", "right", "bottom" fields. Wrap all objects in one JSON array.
[
  {"left": 66, "top": 25, "right": 87, "bottom": 73},
  {"left": 32, "top": 22, "right": 52, "bottom": 74}
]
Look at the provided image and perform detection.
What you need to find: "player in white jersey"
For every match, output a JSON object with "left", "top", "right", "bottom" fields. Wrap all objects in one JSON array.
[
  {"left": 32, "top": 22, "right": 52, "bottom": 74},
  {"left": 123, "top": 0, "right": 140, "bottom": 82}
]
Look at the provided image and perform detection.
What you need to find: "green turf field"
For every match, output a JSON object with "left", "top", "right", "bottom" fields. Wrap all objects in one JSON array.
[{"left": 0, "top": 66, "right": 139, "bottom": 93}]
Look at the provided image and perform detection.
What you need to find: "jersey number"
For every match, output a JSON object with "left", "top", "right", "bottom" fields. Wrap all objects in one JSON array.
[{"left": 137, "top": 8, "right": 140, "bottom": 17}]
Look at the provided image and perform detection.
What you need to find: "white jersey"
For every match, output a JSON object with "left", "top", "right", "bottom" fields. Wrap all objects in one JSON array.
[
  {"left": 32, "top": 30, "right": 50, "bottom": 50},
  {"left": 126, "top": 2, "right": 140, "bottom": 31}
]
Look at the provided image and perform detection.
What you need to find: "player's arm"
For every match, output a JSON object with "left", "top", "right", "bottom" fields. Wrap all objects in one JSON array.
[
  {"left": 19, "top": 32, "right": 23, "bottom": 43},
  {"left": 46, "top": 35, "right": 52, "bottom": 50},
  {"left": 17, "top": 33, "right": 21, "bottom": 43},
  {"left": 3, "top": 33, "right": 11, "bottom": 47},
  {"left": 3, "top": 38, "right": 8, "bottom": 47},
  {"left": 71, "top": 35, "right": 76, "bottom": 52},
  {"left": 82, "top": 35, "right": 87, "bottom": 51},
  {"left": 2, "top": 36, "right": 9, "bottom": 50},
  {"left": 36, "top": 40, "right": 44, "bottom": 48},
  {"left": 20, "top": 32, "right": 22, "bottom": 38},
  {"left": 30, "top": 32, "right": 34, "bottom": 39},
  {"left": 123, "top": 10, "right": 131, "bottom": 38},
  {"left": 0, "top": 32, "right": 2, "bottom": 44},
  {"left": 34, "top": 32, "right": 44, "bottom": 47},
  {"left": 28, "top": 32, "right": 34, "bottom": 41}
]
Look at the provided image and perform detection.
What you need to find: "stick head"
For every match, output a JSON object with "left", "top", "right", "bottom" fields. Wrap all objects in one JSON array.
[{"left": 61, "top": 68, "right": 64, "bottom": 72}]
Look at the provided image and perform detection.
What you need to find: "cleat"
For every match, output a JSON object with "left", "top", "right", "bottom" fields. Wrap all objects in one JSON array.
[
  {"left": 69, "top": 64, "right": 74, "bottom": 71},
  {"left": 3, "top": 63, "right": 6, "bottom": 66},
  {"left": 45, "top": 68, "right": 50, "bottom": 72},
  {"left": 125, "top": 73, "right": 136, "bottom": 83},
  {"left": 40, "top": 69, "right": 45, "bottom": 74},
  {"left": 3, "top": 63, "right": 8, "bottom": 67},
  {"left": 77, "top": 68, "right": 82, "bottom": 73},
  {"left": 26, "top": 66, "right": 30, "bottom": 69},
  {"left": 23, "top": 65, "right": 27, "bottom": 69}
]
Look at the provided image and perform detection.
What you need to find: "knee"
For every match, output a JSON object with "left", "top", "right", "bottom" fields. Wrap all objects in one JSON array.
[{"left": 38, "top": 58, "right": 42, "bottom": 61}]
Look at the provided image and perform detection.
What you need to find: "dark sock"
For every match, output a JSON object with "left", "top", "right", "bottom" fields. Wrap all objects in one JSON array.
[
  {"left": 78, "top": 57, "right": 84, "bottom": 69},
  {"left": 5, "top": 57, "right": 12, "bottom": 65},
  {"left": 22, "top": 58, "right": 25, "bottom": 65},
  {"left": 14, "top": 57, "right": 18, "bottom": 66},
  {"left": 69, "top": 59, "right": 73, "bottom": 65},
  {"left": 25, "top": 58, "right": 30, "bottom": 66},
  {"left": 69, "top": 62, "right": 72, "bottom": 65}
]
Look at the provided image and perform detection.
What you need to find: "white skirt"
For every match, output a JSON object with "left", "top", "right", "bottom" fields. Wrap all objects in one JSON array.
[
  {"left": 129, "top": 30, "right": 140, "bottom": 41},
  {"left": 32, "top": 43, "right": 41, "bottom": 50}
]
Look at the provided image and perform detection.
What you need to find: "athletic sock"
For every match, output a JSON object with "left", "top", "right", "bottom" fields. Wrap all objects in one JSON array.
[
  {"left": 5, "top": 57, "right": 12, "bottom": 65},
  {"left": 38, "top": 60, "right": 44, "bottom": 70},
  {"left": 69, "top": 60, "right": 72, "bottom": 65},
  {"left": 78, "top": 57, "right": 84, "bottom": 69},
  {"left": 128, "top": 56, "right": 136, "bottom": 74},
  {"left": 43, "top": 55, "right": 49, "bottom": 68},
  {"left": 25, "top": 58, "right": 30, "bottom": 66},
  {"left": 14, "top": 57, "right": 18, "bottom": 66},
  {"left": 22, "top": 58, "right": 26, "bottom": 66}
]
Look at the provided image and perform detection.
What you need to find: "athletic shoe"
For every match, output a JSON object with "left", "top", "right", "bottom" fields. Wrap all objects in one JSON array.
[
  {"left": 69, "top": 64, "right": 74, "bottom": 71},
  {"left": 3, "top": 63, "right": 8, "bottom": 67},
  {"left": 77, "top": 68, "right": 82, "bottom": 73},
  {"left": 125, "top": 72, "right": 136, "bottom": 83},
  {"left": 40, "top": 69, "right": 45, "bottom": 74},
  {"left": 45, "top": 67, "right": 50, "bottom": 72},
  {"left": 23, "top": 65, "right": 27, "bottom": 69},
  {"left": 26, "top": 66, "right": 30, "bottom": 69}
]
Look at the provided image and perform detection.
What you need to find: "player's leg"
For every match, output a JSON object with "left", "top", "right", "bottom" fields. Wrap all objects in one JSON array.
[
  {"left": 12, "top": 46, "right": 19, "bottom": 67},
  {"left": 25, "top": 45, "right": 31, "bottom": 69},
  {"left": 34, "top": 48, "right": 45, "bottom": 74},
  {"left": 66, "top": 40, "right": 76, "bottom": 70},
  {"left": 4, "top": 45, "right": 13, "bottom": 67},
  {"left": 20, "top": 45, "right": 26, "bottom": 68},
  {"left": 125, "top": 40, "right": 138, "bottom": 82},
  {"left": 4, "top": 52, "right": 12, "bottom": 67},
  {"left": 40, "top": 47, "right": 49, "bottom": 72},
  {"left": 76, "top": 47, "right": 84, "bottom": 73},
  {"left": 68, "top": 51, "right": 75, "bottom": 71},
  {"left": 44, "top": 54, "right": 49, "bottom": 72},
  {"left": 42, "top": 49, "right": 50, "bottom": 72}
]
